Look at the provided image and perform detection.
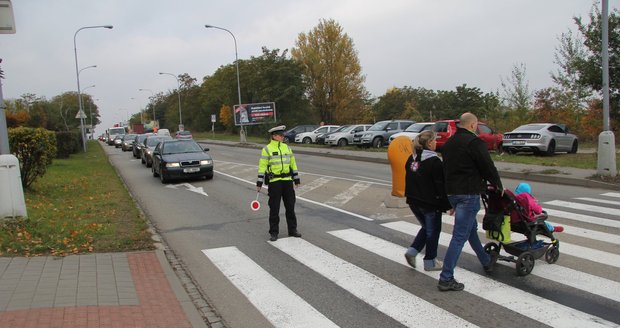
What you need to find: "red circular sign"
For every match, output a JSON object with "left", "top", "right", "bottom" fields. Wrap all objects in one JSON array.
[{"left": 250, "top": 200, "right": 260, "bottom": 211}]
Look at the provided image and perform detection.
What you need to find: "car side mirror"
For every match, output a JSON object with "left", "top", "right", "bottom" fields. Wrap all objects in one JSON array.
[
  {"left": 153, "top": 150, "right": 160, "bottom": 155},
  {"left": 203, "top": 148, "right": 210, "bottom": 152}
]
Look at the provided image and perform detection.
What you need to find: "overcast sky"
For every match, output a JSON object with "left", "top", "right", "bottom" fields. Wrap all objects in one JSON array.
[{"left": 1, "top": 0, "right": 615, "bottom": 132}]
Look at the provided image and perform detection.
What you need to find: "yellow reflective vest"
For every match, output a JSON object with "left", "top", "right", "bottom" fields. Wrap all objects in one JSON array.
[{"left": 257, "top": 140, "right": 300, "bottom": 187}]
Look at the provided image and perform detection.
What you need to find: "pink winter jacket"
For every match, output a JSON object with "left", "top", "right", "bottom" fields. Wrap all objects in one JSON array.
[{"left": 512, "top": 192, "right": 543, "bottom": 223}]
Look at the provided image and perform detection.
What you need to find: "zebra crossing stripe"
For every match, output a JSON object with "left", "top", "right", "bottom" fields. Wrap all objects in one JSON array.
[
  {"left": 270, "top": 237, "right": 476, "bottom": 327},
  {"left": 329, "top": 228, "right": 617, "bottom": 327},
  {"left": 575, "top": 197, "right": 620, "bottom": 207},
  {"left": 544, "top": 208, "right": 620, "bottom": 229},
  {"left": 382, "top": 221, "right": 620, "bottom": 304},
  {"left": 202, "top": 247, "right": 338, "bottom": 328},
  {"left": 601, "top": 192, "right": 620, "bottom": 198},
  {"left": 296, "top": 177, "right": 332, "bottom": 195},
  {"left": 544, "top": 200, "right": 618, "bottom": 216},
  {"left": 325, "top": 181, "right": 372, "bottom": 206}
]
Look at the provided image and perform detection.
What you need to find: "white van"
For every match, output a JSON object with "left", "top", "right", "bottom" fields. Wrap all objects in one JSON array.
[{"left": 157, "top": 129, "right": 171, "bottom": 137}]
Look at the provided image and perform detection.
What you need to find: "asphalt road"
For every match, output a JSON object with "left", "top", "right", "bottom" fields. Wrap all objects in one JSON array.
[{"left": 103, "top": 143, "right": 620, "bottom": 328}]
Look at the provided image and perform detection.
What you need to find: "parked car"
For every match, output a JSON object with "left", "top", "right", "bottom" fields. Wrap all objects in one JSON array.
[
  {"left": 295, "top": 125, "right": 340, "bottom": 144},
  {"left": 121, "top": 134, "right": 138, "bottom": 152},
  {"left": 133, "top": 133, "right": 154, "bottom": 158},
  {"left": 151, "top": 140, "right": 214, "bottom": 183},
  {"left": 283, "top": 125, "right": 319, "bottom": 143},
  {"left": 113, "top": 135, "right": 125, "bottom": 148},
  {"left": 502, "top": 123, "right": 578, "bottom": 155},
  {"left": 157, "top": 128, "right": 171, "bottom": 137},
  {"left": 325, "top": 124, "right": 372, "bottom": 147},
  {"left": 175, "top": 130, "right": 193, "bottom": 139},
  {"left": 141, "top": 135, "right": 173, "bottom": 167},
  {"left": 354, "top": 120, "right": 415, "bottom": 148},
  {"left": 388, "top": 122, "right": 435, "bottom": 145},
  {"left": 433, "top": 119, "right": 503, "bottom": 151}
]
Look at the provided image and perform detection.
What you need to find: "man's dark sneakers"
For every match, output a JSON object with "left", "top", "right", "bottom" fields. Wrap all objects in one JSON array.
[
  {"left": 483, "top": 252, "right": 499, "bottom": 273},
  {"left": 437, "top": 278, "right": 465, "bottom": 292},
  {"left": 289, "top": 231, "right": 302, "bottom": 238},
  {"left": 269, "top": 234, "right": 278, "bottom": 241}
]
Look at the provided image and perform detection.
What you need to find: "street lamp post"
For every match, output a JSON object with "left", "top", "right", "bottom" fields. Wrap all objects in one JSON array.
[
  {"left": 158, "top": 72, "right": 182, "bottom": 129},
  {"left": 74, "top": 25, "right": 113, "bottom": 152},
  {"left": 130, "top": 97, "right": 143, "bottom": 124},
  {"left": 204, "top": 24, "right": 245, "bottom": 142},
  {"left": 81, "top": 84, "right": 95, "bottom": 140},
  {"left": 138, "top": 88, "right": 156, "bottom": 121}
]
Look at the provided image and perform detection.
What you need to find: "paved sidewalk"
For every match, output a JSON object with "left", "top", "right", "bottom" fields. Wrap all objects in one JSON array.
[{"left": 0, "top": 251, "right": 207, "bottom": 328}]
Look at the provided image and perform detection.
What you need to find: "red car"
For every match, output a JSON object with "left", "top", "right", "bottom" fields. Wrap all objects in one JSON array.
[
  {"left": 433, "top": 119, "right": 503, "bottom": 151},
  {"left": 175, "top": 130, "right": 193, "bottom": 140}
]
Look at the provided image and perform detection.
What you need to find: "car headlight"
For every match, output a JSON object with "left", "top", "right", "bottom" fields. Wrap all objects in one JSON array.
[
  {"left": 146, "top": 149, "right": 152, "bottom": 155},
  {"left": 200, "top": 160, "right": 212, "bottom": 165},
  {"left": 363, "top": 133, "right": 371, "bottom": 138},
  {"left": 166, "top": 162, "right": 180, "bottom": 168}
]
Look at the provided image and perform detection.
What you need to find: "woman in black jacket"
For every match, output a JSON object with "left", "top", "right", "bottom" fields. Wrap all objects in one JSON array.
[{"left": 404, "top": 131, "right": 451, "bottom": 271}]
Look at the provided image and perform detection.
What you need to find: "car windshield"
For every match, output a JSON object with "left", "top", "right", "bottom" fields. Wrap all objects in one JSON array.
[
  {"left": 332, "top": 125, "right": 351, "bottom": 133},
  {"left": 147, "top": 137, "right": 169, "bottom": 147},
  {"left": 177, "top": 131, "right": 191, "bottom": 136},
  {"left": 162, "top": 141, "right": 203, "bottom": 154},
  {"left": 109, "top": 128, "right": 125, "bottom": 135},
  {"left": 136, "top": 134, "right": 150, "bottom": 143},
  {"left": 368, "top": 122, "right": 389, "bottom": 131},
  {"left": 404, "top": 123, "right": 429, "bottom": 132},
  {"left": 123, "top": 134, "right": 137, "bottom": 140},
  {"left": 515, "top": 124, "right": 545, "bottom": 131}
]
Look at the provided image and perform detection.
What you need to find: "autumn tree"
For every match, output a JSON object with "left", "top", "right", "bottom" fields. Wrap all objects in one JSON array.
[
  {"left": 292, "top": 19, "right": 368, "bottom": 124},
  {"left": 219, "top": 104, "right": 233, "bottom": 132}
]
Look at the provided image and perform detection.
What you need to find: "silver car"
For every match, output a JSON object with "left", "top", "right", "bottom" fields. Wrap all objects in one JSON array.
[
  {"left": 502, "top": 123, "right": 578, "bottom": 155},
  {"left": 325, "top": 124, "right": 372, "bottom": 147},
  {"left": 388, "top": 122, "right": 435, "bottom": 145}
]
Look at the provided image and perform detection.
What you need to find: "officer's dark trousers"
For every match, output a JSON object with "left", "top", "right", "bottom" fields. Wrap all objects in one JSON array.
[{"left": 267, "top": 179, "right": 297, "bottom": 235}]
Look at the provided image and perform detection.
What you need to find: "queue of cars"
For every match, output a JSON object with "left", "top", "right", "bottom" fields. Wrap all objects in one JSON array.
[
  {"left": 103, "top": 130, "right": 214, "bottom": 183},
  {"left": 286, "top": 119, "right": 577, "bottom": 155}
]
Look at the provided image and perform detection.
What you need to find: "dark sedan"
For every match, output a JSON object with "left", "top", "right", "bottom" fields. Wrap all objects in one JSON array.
[
  {"left": 151, "top": 140, "right": 214, "bottom": 183},
  {"left": 141, "top": 135, "right": 173, "bottom": 167},
  {"left": 133, "top": 133, "right": 153, "bottom": 158}
]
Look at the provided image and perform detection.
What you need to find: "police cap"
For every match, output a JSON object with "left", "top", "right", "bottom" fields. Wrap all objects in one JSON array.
[{"left": 268, "top": 125, "right": 286, "bottom": 135}]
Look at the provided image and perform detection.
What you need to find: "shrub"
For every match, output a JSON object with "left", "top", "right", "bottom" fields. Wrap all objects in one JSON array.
[
  {"left": 8, "top": 127, "right": 57, "bottom": 188},
  {"left": 55, "top": 131, "right": 80, "bottom": 158}
]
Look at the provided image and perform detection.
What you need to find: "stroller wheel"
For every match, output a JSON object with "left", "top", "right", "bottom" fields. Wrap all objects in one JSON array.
[
  {"left": 545, "top": 245, "right": 560, "bottom": 264},
  {"left": 516, "top": 252, "right": 535, "bottom": 276},
  {"left": 484, "top": 242, "right": 500, "bottom": 255}
]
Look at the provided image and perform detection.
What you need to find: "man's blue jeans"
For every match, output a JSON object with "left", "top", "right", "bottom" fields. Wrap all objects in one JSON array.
[
  {"left": 408, "top": 204, "right": 442, "bottom": 260},
  {"left": 439, "top": 194, "right": 490, "bottom": 282}
]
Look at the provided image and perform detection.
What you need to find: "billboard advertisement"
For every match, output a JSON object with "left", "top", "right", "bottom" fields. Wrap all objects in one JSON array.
[{"left": 233, "top": 102, "right": 276, "bottom": 126}]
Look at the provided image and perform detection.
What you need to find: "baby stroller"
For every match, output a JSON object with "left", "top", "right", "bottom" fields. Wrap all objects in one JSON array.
[{"left": 481, "top": 185, "right": 560, "bottom": 276}]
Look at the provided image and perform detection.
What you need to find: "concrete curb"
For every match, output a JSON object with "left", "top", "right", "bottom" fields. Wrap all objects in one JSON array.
[{"left": 201, "top": 140, "right": 620, "bottom": 191}]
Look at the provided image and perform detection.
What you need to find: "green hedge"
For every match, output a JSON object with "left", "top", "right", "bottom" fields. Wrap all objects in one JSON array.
[
  {"left": 55, "top": 131, "right": 80, "bottom": 158},
  {"left": 8, "top": 127, "right": 57, "bottom": 188}
]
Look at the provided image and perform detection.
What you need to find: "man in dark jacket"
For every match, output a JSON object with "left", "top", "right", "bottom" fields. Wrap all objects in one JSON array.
[{"left": 438, "top": 112, "right": 503, "bottom": 292}]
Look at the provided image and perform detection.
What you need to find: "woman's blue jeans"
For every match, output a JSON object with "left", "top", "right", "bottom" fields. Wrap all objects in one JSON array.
[
  {"left": 439, "top": 194, "right": 491, "bottom": 282},
  {"left": 409, "top": 204, "right": 442, "bottom": 260}
]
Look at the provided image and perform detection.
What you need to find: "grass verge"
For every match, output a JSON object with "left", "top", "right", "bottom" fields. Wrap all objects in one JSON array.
[{"left": 0, "top": 140, "right": 153, "bottom": 257}]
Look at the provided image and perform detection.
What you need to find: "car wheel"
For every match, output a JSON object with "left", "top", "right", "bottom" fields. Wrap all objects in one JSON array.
[
  {"left": 160, "top": 171, "right": 168, "bottom": 184},
  {"left": 337, "top": 139, "right": 348, "bottom": 147},
  {"left": 152, "top": 165, "right": 159, "bottom": 177},
  {"left": 372, "top": 137, "right": 383, "bottom": 148},
  {"left": 545, "top": 140, "right": 556, "bottom": 156},
  {"left": 205, "top": 172, "right": 214, "bottom": 180},
  {"left": 303, "top": 137, "right": 312, "bottom": 144},
  {"left": 146, "top": 159, "right": 152, "bottom": 168},
  {"left": 569, "top": 140, "right": 578, "bottom": 154},
  {"left": 141, "top": 156, "right": 145, "bottom": 164}
]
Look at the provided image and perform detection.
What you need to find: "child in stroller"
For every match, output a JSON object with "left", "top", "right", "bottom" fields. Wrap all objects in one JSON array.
[{"left": 482, "top": 183, "right": 561, "bottom": 276}]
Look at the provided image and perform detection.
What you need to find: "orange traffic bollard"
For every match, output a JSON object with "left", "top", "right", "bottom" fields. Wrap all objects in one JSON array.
[{"left": 387, "top": 136, "right": 413, "bottom": 197}]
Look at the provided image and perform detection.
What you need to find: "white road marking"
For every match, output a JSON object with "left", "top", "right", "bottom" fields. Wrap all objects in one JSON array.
[
  {"left": 575, "top": 197, "right": 620, "bottom": 206},
  {"left": 382, "top": 221, "right": 620, "bottom": 304},
  {"left": 296, "top": 177, "right": 332, "bottom": 195},
  {"left": 202, "top": 247, "right": 338, "bottom": 328},
  {"left": 270, "top": 237, "right": 476, "bottom": 327},
  {"left": 544, "top": 200, "right": 619, "bottom": 216},
  {"left": 544, "top": 209, "right": 620, "bottom": 229},
  {"left": 329, "top": 228, "right": 617, "bottom": 327},
  {"left": 325, "top": 181, "right": 372, "bottom": 206},
  {"left": 165, "top": 182, "right": 208, "bottom": 196},
  {"left": 601, "top": 192, "right": 620, "bottom": 198}
]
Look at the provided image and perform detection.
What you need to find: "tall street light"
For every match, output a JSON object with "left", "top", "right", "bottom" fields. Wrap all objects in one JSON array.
[
  {"left": 158, "top": 72, "right": 183, "bottom": 129},
  {"left": 204, "top": 24, "right": 245, "bottom": 142},
  {"left": 138, "top": 88, "right": 156, "bottom": 121},
  {"left": 130, "top": 97, "right": 144, "bottom": 124},
  {"left": 74, "top": 25, "right": 113, "bottom": 152},
  {"left": 81, "top": 84, "right": 95, "bottom": 139}
]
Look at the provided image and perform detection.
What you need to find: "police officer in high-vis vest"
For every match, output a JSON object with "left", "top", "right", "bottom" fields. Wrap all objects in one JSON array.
[{"left": 256, "top": 125, "right": 302, "bottom": 241}]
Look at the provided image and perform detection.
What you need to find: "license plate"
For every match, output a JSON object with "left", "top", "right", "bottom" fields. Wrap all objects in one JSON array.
[
  {"left": 513, "top": 141, "right": 525, "bottom": 145},
  {"left": 353, "top": 138, "right": 360, "bottom": 142},
  {"left": 183, "top": 167, "right": 200, "bottom": 173}
]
